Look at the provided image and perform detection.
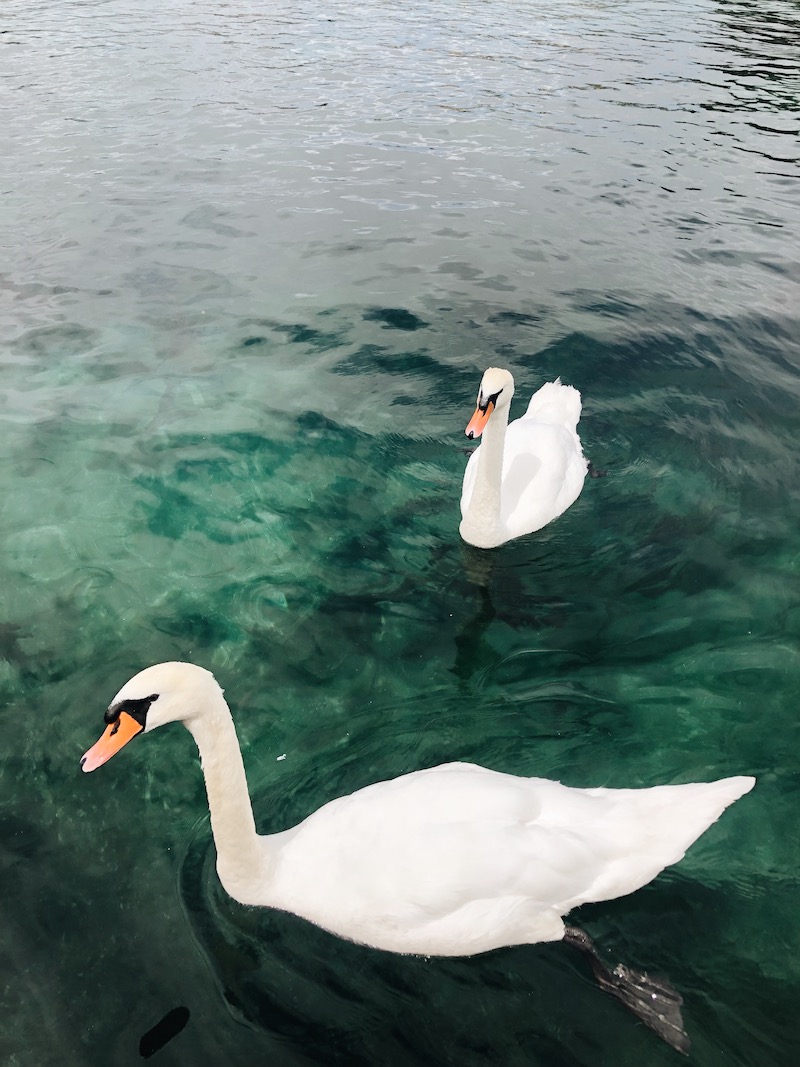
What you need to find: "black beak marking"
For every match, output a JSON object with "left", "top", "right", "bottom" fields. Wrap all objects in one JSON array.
[
  {"left": 105, "top": 694, "right": 159, "bottom": 729},
  {"left": 479, "top": 388, "right": 503, "bottom": 414}
]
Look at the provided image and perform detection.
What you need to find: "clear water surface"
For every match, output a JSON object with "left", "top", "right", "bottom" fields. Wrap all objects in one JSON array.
[{"left": 2, "top": 1, "right": 799, "bottom": 1064}]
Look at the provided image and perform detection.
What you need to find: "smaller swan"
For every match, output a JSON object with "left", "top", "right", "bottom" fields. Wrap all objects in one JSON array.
[
  {"left": 460, "top": 367, "right": 588, "bottom": 548},
  {"left": 82, "top": 662, "right": 754, "bottom": 1055}
]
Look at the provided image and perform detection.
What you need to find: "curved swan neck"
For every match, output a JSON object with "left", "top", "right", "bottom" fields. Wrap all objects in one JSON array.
[
  {"left": 184, "top": 691, "right": 268, "bottom": 903},
  {"left": 466, "top": 403, "right": 510, "bottom": 530}
]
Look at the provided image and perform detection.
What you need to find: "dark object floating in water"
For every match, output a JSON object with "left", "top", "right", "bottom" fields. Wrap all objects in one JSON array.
[
  {"left": 363, "top": 306, "right": 429, "bottom": 331},
  {"left": 139, "top": 1006, "right": 190, "bottom": 1058}
]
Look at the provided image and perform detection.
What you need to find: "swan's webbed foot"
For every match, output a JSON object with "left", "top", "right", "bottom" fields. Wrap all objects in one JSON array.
[
  {"left": 587, "top": 461, "right": 607, "bottom": 479},
  {"left": 563, "top": 925, "right": 690, "bottom": 1055}
]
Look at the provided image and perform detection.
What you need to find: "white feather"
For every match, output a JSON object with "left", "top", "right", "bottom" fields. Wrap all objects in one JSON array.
[{"left": 460, "top": 369, "right": 588, "bottom": 548}]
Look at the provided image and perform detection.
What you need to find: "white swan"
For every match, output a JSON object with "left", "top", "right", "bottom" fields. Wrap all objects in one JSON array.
[
  {"left": 82, "top": 662, "right": 753, "bottom": 1053},
  {"left": 460, "top": 367, "right": 589, "bottom": 549}
]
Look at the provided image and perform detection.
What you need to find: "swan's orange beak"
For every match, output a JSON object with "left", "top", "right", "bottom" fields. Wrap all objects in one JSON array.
[
  {"left": 81, "top": 712, "right": 143, "bottom": 773},
  {"left": 465, "top": 400, "right": 494, "bottom": 439}
]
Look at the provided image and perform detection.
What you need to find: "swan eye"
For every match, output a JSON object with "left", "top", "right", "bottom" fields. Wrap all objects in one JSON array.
[
  {"left": 105, "top": 694, "right": 159, "bottom": 727},
  {"left": 479, "top": 388, "right": 503, "bottom": 413}
]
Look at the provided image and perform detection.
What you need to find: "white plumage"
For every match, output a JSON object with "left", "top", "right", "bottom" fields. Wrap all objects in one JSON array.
[
  {"left": 460, "top": 368, "right": 588, "bottom": 548},
  {"left": 82, "top": 662, "right": 754, "bottom": 960},
  {"left": 269, "top": 760, "right": 753, "bottom": 957}
]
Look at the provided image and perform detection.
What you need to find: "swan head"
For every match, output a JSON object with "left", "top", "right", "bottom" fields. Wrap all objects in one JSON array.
[
  {"left": 465, "top": 367, "right": 515, "bottom": 439},
  {"left": 81, "top": 661, "right": 221, "bottom": 773}
]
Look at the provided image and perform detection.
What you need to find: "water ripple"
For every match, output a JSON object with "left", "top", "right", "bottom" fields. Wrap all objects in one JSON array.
[{"left": 3, "top": 1, "right": 799, "bottom": 1064}]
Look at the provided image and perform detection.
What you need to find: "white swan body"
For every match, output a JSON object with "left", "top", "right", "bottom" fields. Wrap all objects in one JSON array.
[
  {"left": 460, "top": 368, "right": 588, "bottom": 549},
  {"left": 82, "top": 662, "right": 754, "bottom": 959}
]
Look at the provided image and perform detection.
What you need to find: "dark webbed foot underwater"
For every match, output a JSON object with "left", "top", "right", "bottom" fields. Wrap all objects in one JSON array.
[{"left": 564, "top": 925, "right": 690, "bottom": 1055}]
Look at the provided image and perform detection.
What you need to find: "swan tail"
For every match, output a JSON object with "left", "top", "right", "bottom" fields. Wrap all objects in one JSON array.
[
  {"left": 576, "top": 775, "right": 755, "bottom": 906},
  {"left": 647, "top": 775, "right": 755, "bottom": 863},
  {"left": 523, "top": 379, "right": 582, "bottom": 432},
  {"left": 564, "top": 926, "right": 690, "bottom": 1055}
]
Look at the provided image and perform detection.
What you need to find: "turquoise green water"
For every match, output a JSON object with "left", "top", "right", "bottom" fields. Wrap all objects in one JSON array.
[{"left": 2, "top": 0, "right": 799, "bottom": 1064}]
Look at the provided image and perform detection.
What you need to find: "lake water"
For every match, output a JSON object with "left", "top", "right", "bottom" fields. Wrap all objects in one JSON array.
[{"left": 2, "top": 0, "right": 799, "bottom": 1064}]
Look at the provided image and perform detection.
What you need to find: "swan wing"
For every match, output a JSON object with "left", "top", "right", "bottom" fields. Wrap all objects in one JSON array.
[
  {"left": 268, "top": 764, "right": 753, "bottom": 956},
  {"left": 499, "top": 419, "right": 587, "bottom": 536},
  {"left": 522, "top": 378, "right": 582, "bottom": 432},
  {"left": 271, "top": 763, "right": 585, "bottom": 952}
]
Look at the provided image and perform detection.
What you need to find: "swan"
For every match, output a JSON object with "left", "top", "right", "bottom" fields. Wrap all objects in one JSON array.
[
  {"left": 460, "top": 367, "right": 588, "bottom": 548},
  {"left": 81, "top": 661, "right": 754, "bottom": 1054}
]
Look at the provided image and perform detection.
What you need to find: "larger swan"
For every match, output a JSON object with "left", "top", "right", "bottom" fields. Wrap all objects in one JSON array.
[
  {"left": 460, "top": 367, "right": 588, "bottom": 548},
  {"left": 82, "top": 662, "right": 754, "bottom": 1054}
]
